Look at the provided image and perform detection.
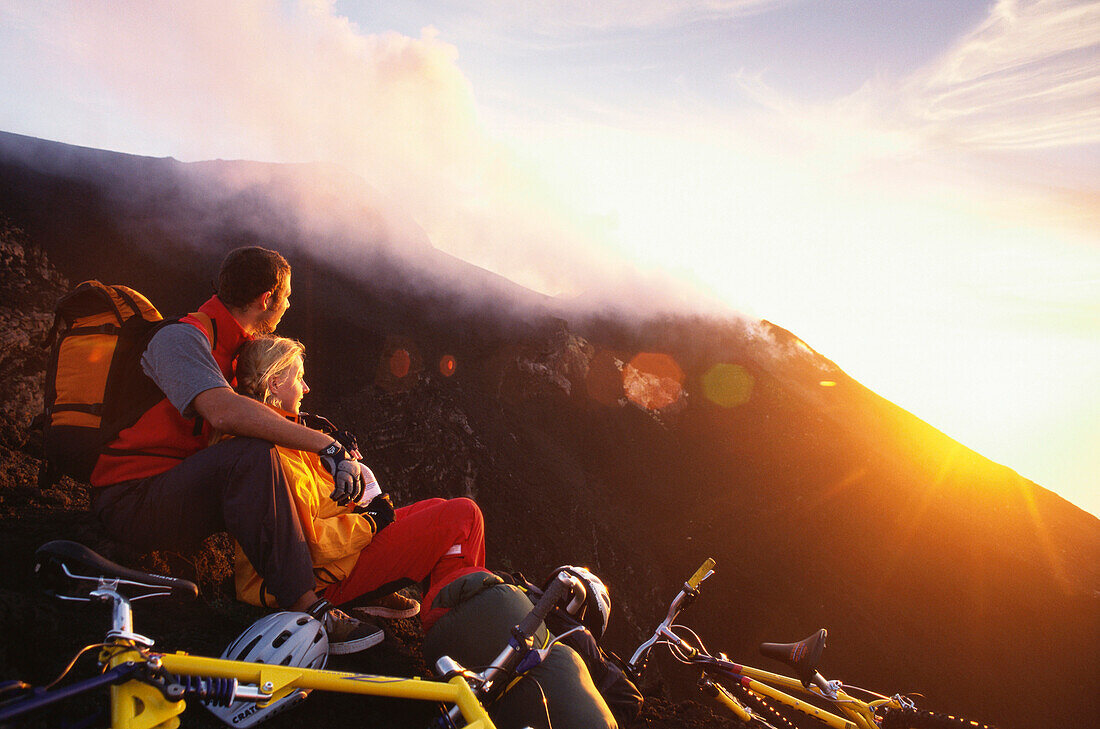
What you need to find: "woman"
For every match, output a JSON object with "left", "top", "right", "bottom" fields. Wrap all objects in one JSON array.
[{"left": 232, "top": 335, "right": 486, "bottom": 630}]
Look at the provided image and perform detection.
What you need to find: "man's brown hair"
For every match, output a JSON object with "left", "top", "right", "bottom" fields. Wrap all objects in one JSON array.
[{"left": 216, "top": 247, "right": 291, "bottom": 309}]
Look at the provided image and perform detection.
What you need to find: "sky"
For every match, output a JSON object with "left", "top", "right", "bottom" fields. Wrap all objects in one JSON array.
[{"left": 1, "top": 0, "right": 1098, "bottom": 516}]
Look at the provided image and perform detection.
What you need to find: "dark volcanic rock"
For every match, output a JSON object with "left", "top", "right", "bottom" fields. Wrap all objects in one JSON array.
[{"left": 0, "top": 221, "right": 67, "bottom": 449}]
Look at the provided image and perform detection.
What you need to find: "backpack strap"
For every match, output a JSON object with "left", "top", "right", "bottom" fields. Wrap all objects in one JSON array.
[
  {"left": 186, "top": 311, "right": 217, "bottom": 350},
  {"left": 111, "top": 286, "right": 143, "bottom": 320}
]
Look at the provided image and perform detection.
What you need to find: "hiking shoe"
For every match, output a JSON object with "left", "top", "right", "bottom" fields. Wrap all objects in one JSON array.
[
  {"left": 307, "top": 599, "right": 384, "bottom": 655},
  {"left": 353, "top": 592, "right": 421, "bottom": 620}
]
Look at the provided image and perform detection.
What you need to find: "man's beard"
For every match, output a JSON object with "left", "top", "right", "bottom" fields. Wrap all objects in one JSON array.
[{"left": 254, "top": 304, "right": 283, "bottom": 335}]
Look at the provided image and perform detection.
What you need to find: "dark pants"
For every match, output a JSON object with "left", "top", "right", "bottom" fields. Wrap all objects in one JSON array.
[{"left": 92, "top": 437, "right": 315, "bottom": 608}]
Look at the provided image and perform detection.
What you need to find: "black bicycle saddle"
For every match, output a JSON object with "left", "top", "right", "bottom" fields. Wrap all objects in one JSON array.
[
  {"left": 35, "top": 540, "right": 198, "bottom": 601},
  {"left": 760, "top": 628, "right": 827, "bottom": 688}
]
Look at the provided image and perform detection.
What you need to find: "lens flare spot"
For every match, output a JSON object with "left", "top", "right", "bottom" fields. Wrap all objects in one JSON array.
[
  {"left": 440, "top": 354, "right": 456, "bottom": 377},
  {"left": 819, "top": 380, "right": 837, "bottom": 387},
  {"left": 389, "top": 349, "right": 411, "bottom": 379},
  {"left": 624, "top": 353, "right": 684, "bottom": 411},
  {"left": 377, "top": 337, "right": 422, "bottom": 392},
  {"left": 703, "top": 363, "right": 754, "bottom": 408}
]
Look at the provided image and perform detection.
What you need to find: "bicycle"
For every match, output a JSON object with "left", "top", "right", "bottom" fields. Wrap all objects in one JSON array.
[
  {"left": 627, "top": 559, "right": 1000, "bottom": 729},
  {"left": 0, "top": 540, "right": 586, "bottom": 729}
]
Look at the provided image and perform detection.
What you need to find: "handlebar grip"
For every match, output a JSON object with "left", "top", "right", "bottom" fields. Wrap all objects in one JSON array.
[
  {"left": 515, "top": 572, "right": 574, "bottom": 641},
  {"left": 687, "top": 558, "right": 716, "bottom": 590}
]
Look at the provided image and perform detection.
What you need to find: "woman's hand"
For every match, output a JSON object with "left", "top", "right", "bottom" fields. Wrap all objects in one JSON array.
[
  {"left": 319, "top": 442, "right": 376, "bottom": 506},
  {"left": 360, "top": 494, "right": 396, "bottom": 532}
]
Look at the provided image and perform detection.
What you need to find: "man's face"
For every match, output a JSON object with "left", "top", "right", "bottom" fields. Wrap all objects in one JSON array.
[{"left": 256, "top": 273, "right": 291, "bottom": 335}]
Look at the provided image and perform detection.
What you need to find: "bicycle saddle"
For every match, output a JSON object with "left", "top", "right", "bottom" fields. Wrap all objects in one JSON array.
[
  {"left": 34, "top": 540, "right": 199, "bottom": 601},
  {"left": 759, "top": 628, "right": 826, "bottom": 689}
]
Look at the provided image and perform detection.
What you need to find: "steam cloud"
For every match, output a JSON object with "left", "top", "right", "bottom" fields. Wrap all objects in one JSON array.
[{"left": 2, "top": 0, "right": 689, "bottom": 313}]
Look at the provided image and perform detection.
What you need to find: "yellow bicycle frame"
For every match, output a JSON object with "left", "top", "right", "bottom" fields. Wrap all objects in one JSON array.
[
  {"left": 729, "top": 663, "right": 896, "bottom": 729},
  {"left": 102, "top": 644, "right": 496, "bottom": 729},
  {"left": 632, "top": 558, "right": 906, "bottom": 729}
]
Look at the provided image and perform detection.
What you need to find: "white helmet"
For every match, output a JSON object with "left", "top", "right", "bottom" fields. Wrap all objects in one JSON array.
[
  {"left": 204, "top": 612, "right": 328, "bottom": 728},
  {"left": 546, "top": 565, "right": 612, "bottom": 641}
]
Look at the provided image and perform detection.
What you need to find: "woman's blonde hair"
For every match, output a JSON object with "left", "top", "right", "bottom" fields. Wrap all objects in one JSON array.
[{"left": 235, "top": 335, "right": 305, "bottom": 406}]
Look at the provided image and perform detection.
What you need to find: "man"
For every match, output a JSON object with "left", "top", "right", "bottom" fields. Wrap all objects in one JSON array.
[{"left": 90, "top": 246, "right": 382, "bottom": 653}]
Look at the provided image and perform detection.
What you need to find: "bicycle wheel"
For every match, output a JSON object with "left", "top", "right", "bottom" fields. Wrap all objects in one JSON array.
[
  {"left": 881, "top": 707, "right": 999, "bottom": 729},
  {"left": 729, "top": 682, "right": 812, "bottom": 729}
]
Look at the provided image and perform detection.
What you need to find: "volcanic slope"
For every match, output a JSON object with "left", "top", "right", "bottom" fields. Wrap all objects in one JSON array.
[{"left": 0, "top": 131, "right": 1097, "bottom": 729}]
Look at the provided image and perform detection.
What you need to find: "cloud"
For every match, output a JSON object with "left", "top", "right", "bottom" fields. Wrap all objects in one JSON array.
[
  {"left": 730, "top": 0, "right": 1099, "bottom": 162},
  {"left": 2, "top": 0, "right": 648, "bottom": 302},
  {"left": 878, "top": 0, "right": 1100, "bottom": 150},
  {"left": 719, "top": 0, "right": 1100, "bottom": 248},
  {"left": 417, "top": 0, "right": 788, "bottom": 34}
]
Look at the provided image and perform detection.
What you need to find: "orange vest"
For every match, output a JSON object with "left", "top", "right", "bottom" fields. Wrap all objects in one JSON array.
[{"left": 90, "top": 296, "right": 250, "bottom": 486}]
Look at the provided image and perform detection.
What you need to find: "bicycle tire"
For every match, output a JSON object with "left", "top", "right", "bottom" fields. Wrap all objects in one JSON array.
[
  {"left": 728, "top": 680, "right": 805, "bottom": 729},
  {"left": 881, "top": 707, "right": 999, "bottom": 729}
]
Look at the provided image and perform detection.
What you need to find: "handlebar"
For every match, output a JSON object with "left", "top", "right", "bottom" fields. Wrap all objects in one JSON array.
[
  {"left": 441, "top": 569, "right": 585, "bottom": 726},
  {"left": 516, "top": 569, "right": 577, "bottom": 641},
  {"left": 627, "top": 558, "right": 716, "bottom": 676},
  {"left": 686, "top": 558, "right": 716, "bottom": 592}
]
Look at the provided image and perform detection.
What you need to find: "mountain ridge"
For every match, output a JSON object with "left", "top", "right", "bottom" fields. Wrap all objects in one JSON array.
[{"left": 0, "top": 131, "right": 1095, "bottom": 729}]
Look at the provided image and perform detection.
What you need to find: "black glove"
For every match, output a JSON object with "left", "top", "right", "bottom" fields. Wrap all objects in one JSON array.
[
  {"left": 302, "top": 413, "right": 361, "bottom": 459},
  {"left": 332, "top": 429, "right": 360, "bottom": 459},
  {"left": 357, "top": 494, "right": 395, "bottom": 533},
  {"left": 318, "top": 441, "right": 365, "bottom": 506}
]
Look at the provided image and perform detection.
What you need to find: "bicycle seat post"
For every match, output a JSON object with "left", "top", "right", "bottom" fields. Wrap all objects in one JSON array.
[{"left": 91, "top": 583, "right": 154, "bottom": 647}]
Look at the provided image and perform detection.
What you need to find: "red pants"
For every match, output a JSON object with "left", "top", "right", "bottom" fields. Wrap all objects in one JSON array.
[{"left": 322, "top": 497, "right": 485, "bottom": 628}]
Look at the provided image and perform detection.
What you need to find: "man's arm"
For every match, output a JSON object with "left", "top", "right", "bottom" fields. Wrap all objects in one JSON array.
[
  {"left": 193, "top": 387, "right": 336, "bottom": 452},
  {"left": 195, "top": 389, "right": 371, "bottom": 507},
  {"left": 140, "top": 324, "right": 336, "bottom": 452}
]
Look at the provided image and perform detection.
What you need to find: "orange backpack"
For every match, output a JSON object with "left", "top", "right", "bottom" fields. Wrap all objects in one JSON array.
[{"left": 39, "top": 281, "right": 211, "bottom": 484}]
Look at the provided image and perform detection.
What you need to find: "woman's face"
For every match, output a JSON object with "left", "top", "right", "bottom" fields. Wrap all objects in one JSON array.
[{"left": 271, "top": 354, "right": 309, "bottom": 414}]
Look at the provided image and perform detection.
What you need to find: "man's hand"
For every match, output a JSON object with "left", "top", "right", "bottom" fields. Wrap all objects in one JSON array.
[
  {"left": 332, "top": 428, "right": 362, "bottom": 460},
  {"left": 299, "top": 413, "right": 362, "bottom": 459},
  {"left": 319, "top": 442, "right": 383, "bottom": 506}
]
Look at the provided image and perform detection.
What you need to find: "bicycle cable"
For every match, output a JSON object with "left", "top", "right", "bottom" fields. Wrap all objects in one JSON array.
[
  {"left": 837, "top": 681, "right": 892, "bottom": 702},
  {"left": 662, "top": 639, "right": 697, "bottom": 664},
  {"left": 43, "top": 643, "right": 115, "bottom": 690},
  {"left": 648, "top": 626, "right": 814, "bottom": 729},
  {"left": 670, "top": 623, "right": 707, "bottom": 649},
  {"left": 546, "top": 625, "right": 584, "bottom": 648},
  {"left": 663, "top": 623, "right": 709, "bottom": 664},
  {"left": 439, "top": 661, "right": 555, "bottom": 729},
  {"left": 528, "top": 675, "right": 554, "bottom": 729}
]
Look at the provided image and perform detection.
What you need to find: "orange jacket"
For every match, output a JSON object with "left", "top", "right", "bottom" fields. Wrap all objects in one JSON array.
[{"left": 234, "top": 410, "right": 376, "bottom": 607}]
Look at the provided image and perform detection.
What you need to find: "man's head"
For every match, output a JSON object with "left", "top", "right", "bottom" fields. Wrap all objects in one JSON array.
[{"left": 217, "top": 247, "right": 292, "bottom": 335}]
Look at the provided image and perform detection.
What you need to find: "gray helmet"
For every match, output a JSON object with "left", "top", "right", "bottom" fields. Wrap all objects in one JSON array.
[
  {"left": 547, "top": 565, "right": 612, "bottom": 641},
  {"left": 205, "top": 611, "right": 328, "bottom": 728}
]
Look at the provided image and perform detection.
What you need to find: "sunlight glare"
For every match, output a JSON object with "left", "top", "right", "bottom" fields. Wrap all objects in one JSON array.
[{"left": 501, "top": 115, "right": 1100, "bottom": 513}]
